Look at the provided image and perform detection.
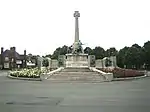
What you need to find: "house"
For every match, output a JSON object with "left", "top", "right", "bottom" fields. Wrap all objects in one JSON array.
[{"left": 0, "top": 47, "right": 26, "bottom": 69}]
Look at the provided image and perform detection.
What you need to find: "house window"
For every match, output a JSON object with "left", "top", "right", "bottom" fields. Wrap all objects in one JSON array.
[{"left": 5, "top": 57, "right": 9, "bottom": 61}]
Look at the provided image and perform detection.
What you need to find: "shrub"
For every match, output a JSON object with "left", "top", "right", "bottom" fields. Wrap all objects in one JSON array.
[{"left": 9, "top": 68, "right": 49, "bottom": 78}]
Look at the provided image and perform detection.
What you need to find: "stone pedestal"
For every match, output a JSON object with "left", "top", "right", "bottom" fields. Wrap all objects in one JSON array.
[
  {"left": 88, "top": 55, "right": 95, "bottom": 67},
  {"left": 65, "top": 53, "right": 88, "bottom": 68},
  {"left": 37, "top": 57, "right": 43, "bottom": 69}
]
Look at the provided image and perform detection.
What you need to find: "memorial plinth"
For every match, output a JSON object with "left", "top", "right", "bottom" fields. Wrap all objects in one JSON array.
[{"left": 66, "top": 53, "right": 88, "bottom": 68}]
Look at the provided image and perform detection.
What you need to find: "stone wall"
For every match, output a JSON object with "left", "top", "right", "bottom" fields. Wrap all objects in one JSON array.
[
  {"left": 95, "top": 56, "right": 117, "bottom": 68},
  {"left": 58, "top": 55, "right": 66, "bottom": 67},
  {"left": 88, "top": 55, "right": 95, "bottom": 67},
  {"left": 50, "top": 60, "right": 58, "bottom": 69},
  {"left": 109, "top": 56, "right": 117, "bottom": 67},
  {"left": 95, "top": 59, "right": 104, "bottom": 68}
]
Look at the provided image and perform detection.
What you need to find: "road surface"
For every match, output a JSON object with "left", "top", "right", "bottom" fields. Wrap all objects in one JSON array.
[{"left": 0, "top": 71, "right": 150, "bottom": 112}]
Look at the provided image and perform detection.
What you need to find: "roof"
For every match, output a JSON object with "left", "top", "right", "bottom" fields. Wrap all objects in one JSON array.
[
  {"left": 20, "top": 55, "right": 25, "bottom": 60},
  {"left": 2, "top": 49, "right": 21, "bottom": 60}
]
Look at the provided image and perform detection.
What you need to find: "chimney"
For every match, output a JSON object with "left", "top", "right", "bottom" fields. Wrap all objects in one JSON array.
[
  {"left": 1, "top": 47, "right": 4, "bottom": 68},
  {"left": 24, "top": 50, "right": 27, "bottom": 68},
  {"left": 1, "top": 47, "right": 4, "bottom": 54},
  {"left": 24, "top": 50, "right": 26, "bottom": 55},
  {"left": 12, "top": 47, "right": 16, "bottom": 51},
  {"left": 10, "top": 47, "right": 13, "bottom": 51}
]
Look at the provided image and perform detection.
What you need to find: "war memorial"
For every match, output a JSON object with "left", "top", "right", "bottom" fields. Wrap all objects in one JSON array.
[
  {"left": 0, "top": 11, "right": 150, "bottom": 112},
  {"left": 6, "top": 11, "right": 147, "bottom": 82},
  {"left": 41, "top": 11, "right": 117, "bottom": 82}
]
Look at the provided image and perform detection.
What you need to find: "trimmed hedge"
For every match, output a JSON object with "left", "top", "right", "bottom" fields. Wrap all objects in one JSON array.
[{"left": 97, "top": 67, "right": 145, "bottom": 78}]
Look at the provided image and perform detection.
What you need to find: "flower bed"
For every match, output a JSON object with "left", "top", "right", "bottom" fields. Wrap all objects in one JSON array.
[
  {"left": 97, "top": 67, "right": 145, "bottom": 78},
  {"left": 9, "top": 68, "right": 49, "bottom": 78}
]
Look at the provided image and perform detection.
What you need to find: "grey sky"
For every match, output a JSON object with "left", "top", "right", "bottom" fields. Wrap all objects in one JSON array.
[{"left": 0, "top": 0, "right": 150, "bottom": 56}]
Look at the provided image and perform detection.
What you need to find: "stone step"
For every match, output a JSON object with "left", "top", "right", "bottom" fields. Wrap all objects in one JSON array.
[
  {"left": 45, "top": 79, "right": 105, "bottom": 83},
  {"left": 52, "top": 74, "right": 102, "bottom": 77},
  {"left": 48, "top": 76, "right": 105, "bottom": 81},
  {"left": 57, "top": 71, "right": 97, "bottom": 73},
  {"left": 48, "top": 74, "right": 106, "bottom": 81},
  {"left": 47, "top": 67, "right": 107, "bottom": 82},
  {"left": 49, "top": 75, "right": 104, "bottom": 79},
  {"left": 61, "top": 68, "right": 91, "bottom": 72},
  {"left": 54, "top": 72, "right": 100, "bottom": 76}
]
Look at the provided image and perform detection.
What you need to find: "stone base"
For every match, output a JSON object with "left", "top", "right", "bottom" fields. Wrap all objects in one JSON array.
[{"left": 65, "top": 53, "right": 88, "bottom": 68}]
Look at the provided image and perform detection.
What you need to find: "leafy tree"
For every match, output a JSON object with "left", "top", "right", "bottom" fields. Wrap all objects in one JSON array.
[
  {"left": 59, "top": 45, "right": 68, "bottom": 55},
  {"left": 84, "top": 47, "right": 93, "bottom": 55},
  {"left": 105, "top": 47, "right": 118, "bottom": 57},
  {"left": 51, "top": 47, "right": 61, "bottom": 59},
  {"left": 124, "top": 46, "right": 136, "bottom": 69},
  {"left": 117, "top": 46, "right": 129, "bottom": 68},
  {"left": 132, "top": 44, "right": 144, "bottom": 69},
  {"left": 123, "top": 44, "right": 143, "bottom": 69},
  {"left": 42, "top": 58, "right": 49, "bottom": 67},
  {"left": 51, "top": 45, "right": 69, "bottom": 59},
  {"left": 143, "top": 41, "right": 150, "bottom": 69},
  {"left": 92, "top": 46, "right": 105, "bottom": 59},
  {"left": 45, "top": 54, "right": 52, "bottom": 58}
]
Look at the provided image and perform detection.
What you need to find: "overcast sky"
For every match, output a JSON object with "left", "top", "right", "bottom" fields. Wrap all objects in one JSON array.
[{"left": 0, "top": 0, "right": 150, "bottom": 56}]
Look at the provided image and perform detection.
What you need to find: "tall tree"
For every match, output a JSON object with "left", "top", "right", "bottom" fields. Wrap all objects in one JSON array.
[
  {"left": 117, "top": 46, "right": 129, "bottom": 68},
  {"left": 51, "top": 45, "right": 69, "bottom": 59},
  {"left": 84, "top": 47, "right": 93, "bottom": 55},
  {"left": 42, "top": 58, "right": 49, "bottom": 67},
  {"left": 105, "top": 47, "right": 118, "bottom": 57},
  {"left": 132, "top": 44, "right": 144, "bottom": 69},
  {"left": 51, "top": 47, "right": 61, "bottom": 59},
  {"left": 59, "top": 45, "right": 68, "bottom": 55},
  {"left": 92, "top": 46, "right": 105, "bottom": 59},
  {"left": 124, "top": 44, "right": 143, "bottom": 69},
  {"left": 143, "top": 41, "right": 150, "bottom": 69}
]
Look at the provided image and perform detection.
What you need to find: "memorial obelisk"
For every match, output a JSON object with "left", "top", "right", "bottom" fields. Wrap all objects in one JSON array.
[
  {"left": 72, "top": 11, "right": 84, "bottom": 54},
  {"left": 65, "top": 11, "right": 88, "bottom": 68}
]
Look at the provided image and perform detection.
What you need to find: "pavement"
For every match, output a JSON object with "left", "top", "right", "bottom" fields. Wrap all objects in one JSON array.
[{"left": 0, "top": 70, "right": 150, "bottom": 112}]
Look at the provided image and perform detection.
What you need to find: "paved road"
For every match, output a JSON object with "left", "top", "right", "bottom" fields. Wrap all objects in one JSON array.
[{"left": 0, "top": 71, "right": 150, "bottom": 112}]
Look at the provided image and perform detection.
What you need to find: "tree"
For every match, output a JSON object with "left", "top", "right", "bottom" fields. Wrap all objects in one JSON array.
[
  {"left": 59, "top": 45, "right": 68, "bottom": 55},
  {"left": 51, "top": 45, "right": 69, "bottom": 59},
  {"left": 143, "top": 41, "right": 150, "bottom": 69},
  {"left": 42, "top": 58, "right": 49, "bottom": 67},
  {"left": 51, "top": 47, "right": 61, "bottom": 59},
  {"left": 117, "top": 46, "right": 129, "bottom": 68},
  {"left": 92, "top": 46, "right": 105, "bottom": 59},
  {"left": 132, "top": 44, "right": 144, "bottom": 69},
  {"left": 105, "top": 47, "right": 118, "bottom": 57},
  {"left": 84, "top": 47, "right": 93, "bottom": 55},
  {"left": 45, "top": 54, "right": 52, "bottom": 58},
  {"left": 123, "top": 44, "right": 143, "bottom": 69}
]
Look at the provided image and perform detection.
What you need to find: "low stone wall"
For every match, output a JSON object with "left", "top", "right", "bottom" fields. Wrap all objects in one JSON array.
[{"left": 89, "top": 67, "right": 113, "bottom": 81}]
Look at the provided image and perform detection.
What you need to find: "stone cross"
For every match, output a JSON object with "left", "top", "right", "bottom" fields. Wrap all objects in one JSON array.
[
  {"left": 74, "top": 11, "right": 80, "bottom": 43},
  {"left": 72, "top": 11, "right": 84, "bottom": 54}
]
